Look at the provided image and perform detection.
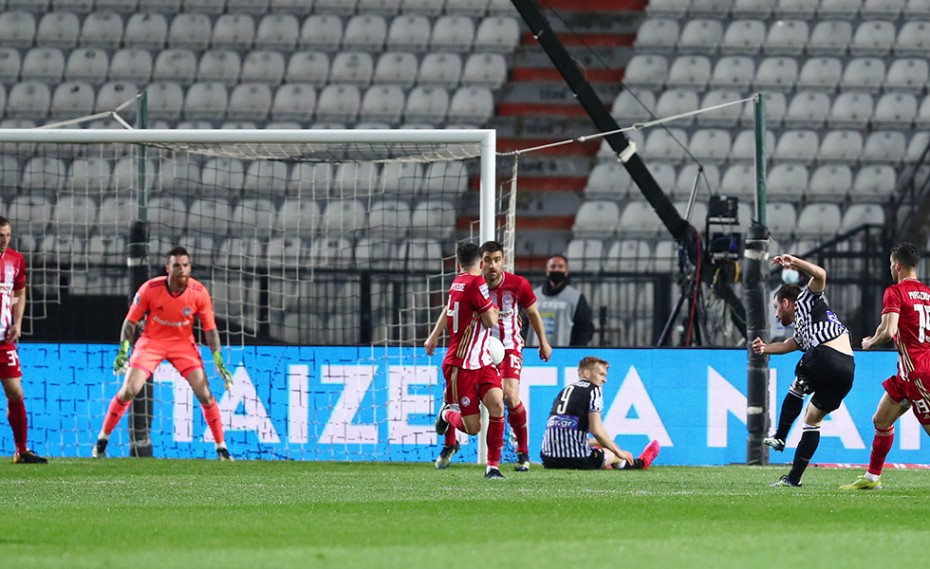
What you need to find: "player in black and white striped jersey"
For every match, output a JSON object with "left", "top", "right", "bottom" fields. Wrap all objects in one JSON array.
[
  {"left": 540, "top": 356, "right": 659, "bottom": 470},
  {"left": 752, "top": 253, "right": 855, "bottom": 487}
]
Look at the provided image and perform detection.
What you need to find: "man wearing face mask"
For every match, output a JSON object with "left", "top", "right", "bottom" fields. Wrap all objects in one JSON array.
[{"left": 525, "top": 255, "right": 595, "bottom": 347}]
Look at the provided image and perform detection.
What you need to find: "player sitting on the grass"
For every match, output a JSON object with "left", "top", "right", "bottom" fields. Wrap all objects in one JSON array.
[
  {"left": 425, "top": 242, "right": 505, "bottom": 479},
  {"left": 540, "top": 356, "right": 659, "bottom": 471},
  {"left": 92, "top": 246, "right": 235, "bottom": 461},
  {"left": 432, "top": 241, "right": 552, "bottom": 472},
  {"left": 0, "top": 217, "right": 46, "bottom": 464},
  {"left": 753, "top": 253, "right": 855, "bottom": 488}
]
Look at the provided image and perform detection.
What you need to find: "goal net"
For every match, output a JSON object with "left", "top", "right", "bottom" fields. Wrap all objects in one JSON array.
[{"left": 0, "top": 128, "right": 501, "bottom": 461}]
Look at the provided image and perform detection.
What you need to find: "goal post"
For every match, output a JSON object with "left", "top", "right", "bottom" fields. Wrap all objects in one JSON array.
[{"left": 1, "top": 127, "right": 502, "bottom": 461}]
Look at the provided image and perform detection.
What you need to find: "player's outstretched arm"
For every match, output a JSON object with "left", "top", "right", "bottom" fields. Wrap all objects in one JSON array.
[
  {"left": 524, "top": 303, "right": 552, "bottom": 362},
  {"left": 773, "top": 254, "right": 827, "bottom": 293},
  {"left": 752, "top": 336, "right": 800, "bottom": 356},
  {"left": 863, "top": 312, "right": 899, "bottom": 350},
  {"left": 424, "top": 309, "right": 447, "bottom": 356},
  {"left": 205, "top": 328, "right": 233, "bottom": 391}
]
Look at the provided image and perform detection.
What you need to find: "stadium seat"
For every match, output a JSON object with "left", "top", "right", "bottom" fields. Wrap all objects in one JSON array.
[
  {"left": 840, "top": 203, "right": 885, "bottom": 232},
  {"left": 111, "top": 156, "right": 156, "bottom": 193},
  {"left": 797, "top": 57, "right": 842, "bottom": 91},
  {"left": 9, "top": 195, "right": 53, "bottom": 236},
  {"left": 315, "top": 84, "right": 361, "bottom": 122},
  {"left": 271, "top": 83, "right": 316, "bottom": 121},
  {"left": 299, "top": 15, "right": 344, "bottom": 50},
  {"left": 674, "top": 200, "right": 708, "bottom": 227},
  {"left": 230, "top": 197, "right": 276, "bottom": 239},
  {"left": 617, "top": 201, "right": 666, "bottom": 237},
  {"left": 201, "top": 157, "right": 245, "bottom": 195},
  {"left": 860, "top": 0, "right": 904, "bottom": 16},
  {"left": 423, "top": 160, "right": 467, "bottom": 197},
  {"left": 766, "top": 202, "right": 797, "bottom": 237},
  {"left": 907, "top": 132, "right": 930, "bottom": 162},
  {"left": 329, "top": 52, "right": 375, "bottom": 87},
  {"left": 564, "top": 238, "right": 604, "bottom": 271},
  {"left": 766, "top": 163, "right": 809, "bottom": 202},
  {"left": 153, "top": 49, "right": 198, "bottom": 85},
  {"left": 168, "top": 13, "right": 211, "bottom": 50},
  {"left": 643, "top": 128, "right": 689, "bottom": 163},
  {"left": 795, "top": 203, "right": 841, "bottom": 237},
  {"left": 828, "top": 92, "right": 873, "bottom": 129},
  {"left": 6, "top": 81, "right": 51, "bottom": 119},
  {"left": 732, "top": 0, "right": 777, "bottom": 17},
  {"left": 65, "top": 48, "right": 109, "bottom": 83},
  {"left": 269, "top": 0, "right": 313, "bottom": 14},
  {"left": 373, "top": 51, "right": 418, "bottom": 87},
  {"left": 378, "top": 161, "right": 421, "bottom": 196},
  {"left": 818, "top": 129, "right": 863, "bottom": 162},
  {"left": 851, "top": 164, "right": 896, "bottom": 202},
  {"left": 50, "top": 81, "right": 95, "bottom": 119},
  {"left": 697, "top": 89, "right": 743, "bottom": 127},
  {"left": 903, "top": 0, "right": 930, "bottom": 17},
  {"left": 850, "top": 20, "right": 896, "bottom": 56},
  {"left": 884, "top": 58, "right": 929, "bottom": 94},
  {"left": 285, "top": 51, "right": 330, "bottom": 87},
  {"left": 872, "top": 93, "right": 917, "bottom": 129},
  {"left": 773, "top": 130, "right": 819, "bottom": 164},
  {"left": 359, "top": 84, "right": 406, "bottom": 124},
  {"left": 211, "top": 14, "right": 256, "bottom": 50},
  {"left": 895, "top": 20, "right": 930, "bottom": 56},
  {"left": 357, "top": 0, "right": 404, "bottom": 14},
  {"left": 431, "top": 15, "right": 475, "bottom": 51},
  {"left": 147, "top": 195, "right": 188, "bottom": 235},
  {"left": 66, "top": 157, "right": 110, "bottom": 193},
  {"left": 572, "top": 200, "right": 621, "bottom": 238},
  {"left": 276, "top": 197, "right": 320, "bottom": 237},
  {"left": 21, "top": 47, "right": 66, "bottom": 83},
  {"left": 198, "top": 50, "right": 242, "bottom": 86},
  {"left": 474, "top": 16, "right": 520, "bottom": 53},
  {"left": 808, "top": 164, "right": 852, "bottom": 202},
  {"left": 646, "top": 0, "right": 689, "bottom": 16},
  {"left": 445, "top": 0, "right": 488, "bottom": 15},
  {"left": 721, "top": 19, "right": 766, "bottom": 54},
  {"left": 861, "top": 130, "right": 907, "bottom": 164},
  {"left": 418, "top": 52, "right": 463, "bottom": 88},
  {"left": 315, "top": 0, "right": 359, "bottom": 15},
  {"left": 184, "top": 82, "right": 228, "bottom": 120},
  {"left": 655, "top": 89, "right": 699, "bottom": 126},
  {"left": 78, "top": 12, "right": 123, "bottom": 49},
  {"left": 691, "top": 0, "right": 737, "bottom": 15},
  {"left": 239, "top": 51, "right": 286, "bottom": 85},
  {"left": 807, "top": 19, "right": 852, "bottom": 55},
  {"left": 400, "top": 0, "right": 444, "bottom": 14},
  {"left": 408, "top": 199, "right": 454, "bottom": 239},
  {"left": 585, "top": 162, "right": 633, "bottom": 200},
  {"left": 634, "top": 18, "right": 679, "bottom": 52},
  {"left": 448, "top": 86, "right": 494, "bottom": 124},
  {"left": 604, "top": 239, "right": 652, "bottom": 273},
  {"left": 623, "top": 55, "right": 669, "bottom": 91},
  {"left": 753, "top": 56, "right": 798, "bottom": 91},
  {"left": 917, "top": 95, "right": 930, "bottom": 129},
  {"left": 386, "top": 14, "right": 431, "bottom": 50},
  {"left": 108, "top": 49, "right": 152, "bottom": 84},
  {"left": 688, "top": 129, "right": 732, "bottom": 162},
  {"left": 0, "top": 11, "right": 37, "bottom": 48},
  {"left": 817, "top": 0, "right": 863, "bottom": 16},
  {"left": 183, "top": 0, "right": 224, "bottom": 13},
  {"left": 343, "top": 14, "right": 388, "bottom": 51},
  {"left": 786, "top": 90, "right": 832, "bottom": 129},
  {"left": 403, "top": 86, "right": 449, "bottom": 123},
  {"left": 403, "top": 237, "right": 443, "bottom": 271},
  {"left": 215, "top": 236, "right": 265, "bottom": 269},
  {"left": 266, "top": 236, "right": 304, "bottom": 269},
  {"left": 227, "top": 83, "right": 272, "bottom": 121},
  {"left": 730, "top": 129, "right": 776, "bottom": 162},
  {"left": 321, "top": 199, "right": 367, "bottom": 236},
  {"left": 840, "top": 57, "right": 886, "bottom": 92},
  {"left": 226, "top": 0, "right": 270, "bottom": 14},
  {"left": 36, "top": 11, "right": 80, "bottom": 48},
  {"left": 53, "top": 194, "right": 98, "bottom": 231},
  {"left": 94, "top": 81, "right": 137, "bottom": 115},
  {"left": 0, "top": 48, "right": 21, "bottom": 84},
  {"left": 254, "top": 15, "right": 299, "bottom": 51},
  {"left": 764, "top": 19, "right": 808, "bottom": 54},
  {"left": 677, "top": 18, "right": 723, "bottom": 53},
  {"left": 368, "top": 199, "right": 412, "bottom": 238},
  {"left": 649, "top": 162, "right": 678, "bottom": 197},
  {"left": 676, "top": 163, "right": 720, "bottom": 200},
  {"left": 96, "top": 196, "right": 133, "bottom": 231},
  {"left": 612, "top": 89, "right": 656, "bottom": 124},
  {"left": 188, "top": 198, "right": 234, "bottom": 235},
  {"left": 124, "top": 13, "right": 167, "bottom": 50},
  {"left": 710, "top": 56, "right": 755, "bottom": 89},
  {"left": 666, "top": 55, "right": 712, "bottom": 89}
]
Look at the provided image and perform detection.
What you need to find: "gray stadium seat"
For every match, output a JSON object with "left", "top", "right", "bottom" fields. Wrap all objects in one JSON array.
[
  {"left": 147, "top": 196, "right": 189, "bottom": 236},
  {"left": 227, "top": 83, "right": 273, "bottom": 121},
  {"left": 197, "top": 50, "right": 242, "bottom": 86},
  {"left": 618, "top": 201, "right": 667, "bottom": 237},
  {"left": 0, "top": 11, "right": 36, "bottom": 48},
  {"left": 677, "top": 18, "right": 723, "bottom": 53},
  {"left": 183, "top": 0, "right": 225, "bottom": 13},
  {"left": 564, "top": 238, "right": 604, "bottom": 271},
  {"left": 240, "top": 51, "right": 286, "bottom": 85},
  {"left": 329, "top": 52, "right": 375, "bottom": 87},
  {"left": 276, "top": 197, "right": 320, "bottom": 237},
  {"left": 872, "top": 92, "right": 917, "bottom": 129},
  {"left": 807, "top": 19, "right": 852, "bottom": 55},
  {"left": 67, "top": 157, "right": 110, "bottom": 192},
  {"left": 343, "top": 14, "right": 388, "bottom": 51},
  {"left": 666, "top": 55, "right": 712, "bottom": 89},
  {"left": 321, "top": 199, "right": 367, "bottom": 236},
  {"left": 643, "top": 128, "right": 689, "bottom": 163},
  {"left": 357, "top": 0, "right": 404, "bottom": 14},
  {"left": 840, "top": 57, "right": 885, "bottom": 92},
  {"left": 403, "top": 86, "right": 449, "bottom": 123},
  {"left": 646, "top": 0, "right": 690, "bottom": 16},
  {"left": 431, "top": 15, "right": 475, "bottom": 51},
  {"left": 698, "top": 89, "right": 744, "bottom": 127},
  {"left": 226, "top": 0, "right": 270, "bottom": 14},
  {"left": 840, "top": 203, "right": 884, "bottom": 232},
  {"left": 623, "top": 54, "right": 668, "bottom": 90},
  {"left": 109, "top": 49, "right": 152, "bottom": 83},
  {"left": 184, "top": 82, "right": 228, "bottom": 120},
  {"left": 9, "top": 195, "right": 53, "bottom": 236},
  {"left": 374, "top": 51, "right": 418, "bottom": 87},
  {"left": 795, "top": 203, "right": 841, "bottom": 238},
  {"left": 65, "top": 47, "right": 108, "bottom": 83},
  {"left": 808, "top": 164, "right": 852, "bottom": 202},
  {"left": 254, "top": 14, "right": 299, "bottom": 50},
  {"left": 316, "top": 0, "right": 359, "bottom": 15},
  {"left": 784, "top": 91, "right": 830, "bottom": 128},
  {"left": 360, "top": 84, "right": 405, "bottom": 123},
  {"left": 604, "top": 239, "right": 652, "bottom": 272},
  {"left": 96, "top": 197, "right": 133, "bottom": 231},
  {"left": 572, "top": 200, "right": 620, "bottom": 238},
  {"left": 710, "top": 55, "right": 755, "bottom": 89},
  {"left": 50, "top": 81, "right": 95, "bottom": 118},
  {"left": 774, "top": 130, "right": 819, "bottom": 164},
  {"left": 154, "top": 49, "right": 198, "bottom": 85},
  {"left": 124, "top": 13, "right": 168, "bottom": 50},
  {"left": 188, "top": 198, "right": 234, "bottom": 235},
  {"left": 611, "top": 89, "right": 655, "bottom": 124},
  {"left": 95, "top": 81, "right": 137, "bottom": 115},
  {"left": 903, "top": 0, "right": 930, "bottom": 16},
  {"left": 96, "top": 0, "right": 139, "bottom": 12},
  {"left": 676, "top": 163, "right": 720, "bottom": 200},
  {"left": 6, "top": 81, "right": 51, "bottom": 119},
  {"left": 753, "top": 56, "right": 797, "bottom": 90},
  {"left": 850, "top": 20, "right": 896, "bottom": 57},
  {"left": 269, "top": 0, "right": 314, "bottom": 15},
  {"left": 720, "top": 163, "right": 756, "bottom": 202},
  {"left": 473, "top": 16, "right": 520, "bottom": 53},
  {"left": 230, "top": 197, "right": 277, "bottom": 238},
  {"left": 368, "top": 199, "right": 412, "bottom": 238},
  {"left": 211, "top": 14, "right": 256, "bottom": 51},
  {"left": 36, "top": 11, "right": 80, "bottom": 48},
  {"left": 634, "top": 18, "right": 679, "bottom": 52},
  {"left": 907, "top": 132, "right": 930, "bottom": 162},
  {"left": 21, "top": 47, "right": 66, "bottom": 83},
  {"left": 266, "top": 236, "right": 304, "bottom": 269},
  {"left": 766, "top": 202, "right": 797, "bottom": 237},
  {"left": 79, "top": 12, "right": 123, "bottom": 49},
  {"left": 767, "top": 163, "right": 809, "bottom": 202},
  {"left": 797, "top": 56, "right": 842, "bottom": 91},
  {"left": 818, "top": 129, "right": 863, "bottom": 162},
  {"left": 655, "top": 89, "right": 700, "bottom": 126},
  {"left": 271, "top": 83, "right": 316, "bottom": 121},
  {"left": 445, "top": 0, "right": 488, "bottom": 15},
  {"left": 730, "top": 129, "right": 776, "bottom": 162},
  {"left": 315, "top": 84, "right": 362, "bottom": 122},
  {"left": 169, "top": 13, "right": 212, "bottom": 50},
  {"left": 53, "top": 194, "right": 98, "bottom": 231},
  {"left": 299, "top": 15, "right": 344, "bottom": 50},
  {"left": 111, "top": 156, "right": 156, "bottom": 192},
  {"left": 917, "top": 94, "right": 930, "bottom": 129},
  {"left": 285, "top": 52, "right": 330, "bottom": 87},
  {"left": 448, "top": 85, "right": 494, "bottom": 124},
  {"left": 721, "top": 19, "right": 766, "bottom": 54},
  {"left": 418, "top": 52, "right": 463, "bottom": 88},
  {"left": 386, "top": 14, "right": 430, "bottom": 50},
  {"left": 828, "top": 92, "right": 874, "bottom": 129},
  {"left": 732, "top": 0, "right": 777, "bottom": 17},
  {"left": 688, "top": 128, "right": 732, "bottom": 162},
  {"left": 0, "top": 48, "right": 21, "bottom": 84},
  {"left": 817, "top": 0, "right": 862, "bottom": 17},
  {"left": 585, "top": 161, "right": 633, "bottom": 200},
  {"left": 764, "top": 19, "right": 808, "bottom": 55},
  {"left": 884, "top": 58, "right": 929, "bottom": 93},
  {"left": 861, "top": 0, "right": 905, "bottom": 17},
  {"left": 894, "top": 21, "right": 930, "bottom": 57},
  {"left": 861, "top": 130, "right": 907, "bottom": 164},
  {"left": 851, "top": 165, "right": 896, "bottom": 202}
]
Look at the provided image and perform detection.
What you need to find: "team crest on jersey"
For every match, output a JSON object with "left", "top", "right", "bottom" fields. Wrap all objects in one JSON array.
[
  {"left": 182, "top": 306, "right": 193, "bottom": 316},
  {"left": 461, "top": 396, "right": 471, "bottom": 407}
]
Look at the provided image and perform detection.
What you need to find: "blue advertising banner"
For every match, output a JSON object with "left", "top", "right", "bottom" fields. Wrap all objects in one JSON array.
[{"left": 1, "top": 344, "right": 925, "bottom": 466}]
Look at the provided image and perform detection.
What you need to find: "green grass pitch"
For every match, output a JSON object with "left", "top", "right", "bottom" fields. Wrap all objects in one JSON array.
[{"left": 0, "top": 459, "right": 925, "bottom": 569}]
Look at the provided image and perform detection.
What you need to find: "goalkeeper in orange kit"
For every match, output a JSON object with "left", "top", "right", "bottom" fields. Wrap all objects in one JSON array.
[{"left": 92, "top": 246, "right": 235, "bottom": 460}]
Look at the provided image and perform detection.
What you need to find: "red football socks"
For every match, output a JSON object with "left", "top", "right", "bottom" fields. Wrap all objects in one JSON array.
[
  {"left": 486, "top": 415, "right": 505, "bottom": 468},
  {"left": 201, "top": 399, "right": 225, "bottom": 446},
  {"left": 7, "top": 398, "right": 28, "bottom": 454},
  {"left": 868, "top": 425, "right": 894, "bottom": 477},
  {"left": 508, "top": 402, "right": 528, "bottom": 454},
  {"left": 102, "top": 395, "right": 131, "bottom": 436}
]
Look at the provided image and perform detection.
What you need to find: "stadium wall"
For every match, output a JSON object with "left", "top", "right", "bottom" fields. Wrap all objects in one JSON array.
[{"left": 6, "top": 345, "right": 925, "bottom": 466}]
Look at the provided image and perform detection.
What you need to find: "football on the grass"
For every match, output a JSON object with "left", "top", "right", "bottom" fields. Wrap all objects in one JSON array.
[{"left": 487, "top": 336, "right": 505, "bottom": 365}]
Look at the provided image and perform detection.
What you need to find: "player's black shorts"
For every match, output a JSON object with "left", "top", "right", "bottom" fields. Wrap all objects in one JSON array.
[
  {"left": 795, "top": 344, "right": 855, "bottom": 413},
  {"left": 540, "top": 449, "right": 605, "bottom": 470}
]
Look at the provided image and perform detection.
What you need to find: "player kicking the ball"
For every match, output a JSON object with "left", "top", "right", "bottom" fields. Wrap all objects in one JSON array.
[
  {"left": 430, "top": 241, "right": 552, "bottom": 472},
  {"left": 424, "top": 242, "right": 505, "bottom": 478},
  {"left": 92, "top": 246, "right": 235, "bottom": 460}
]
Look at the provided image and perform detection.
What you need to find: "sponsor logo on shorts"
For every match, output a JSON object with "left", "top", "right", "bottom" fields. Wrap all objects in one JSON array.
[
  {"left": 461, "top": 395, "right": 471, "bottom": 407},
  {"left": 546, "top": 414, "right": 579, "bottom": 430}
]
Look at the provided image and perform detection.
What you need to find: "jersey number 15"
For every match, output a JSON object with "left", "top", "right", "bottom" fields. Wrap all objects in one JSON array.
[{"left": 914, "top": 304, "right": 930, "bottom": 343}]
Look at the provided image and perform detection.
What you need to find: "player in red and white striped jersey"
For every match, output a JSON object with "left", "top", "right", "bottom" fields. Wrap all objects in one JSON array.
[
  {"left": 0, "top": 217, "right": 46, "bottom": 464},
  {"left": 424, "top": 242, "right": 506, "bottom": 478},
  {"left": 434, "top": 241, "right": 552, "bottom": 472},
  {"left": 842, "top": 242, "right": 930, "bottom": 490}
]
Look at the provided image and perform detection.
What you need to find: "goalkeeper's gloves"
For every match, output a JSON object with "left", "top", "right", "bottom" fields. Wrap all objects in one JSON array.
[
  {"left": 113, "top": 340, "right": 130, "bottom": 375},
  {"left": 213, "top": 351, "right": 233, "bottom": 391}
]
